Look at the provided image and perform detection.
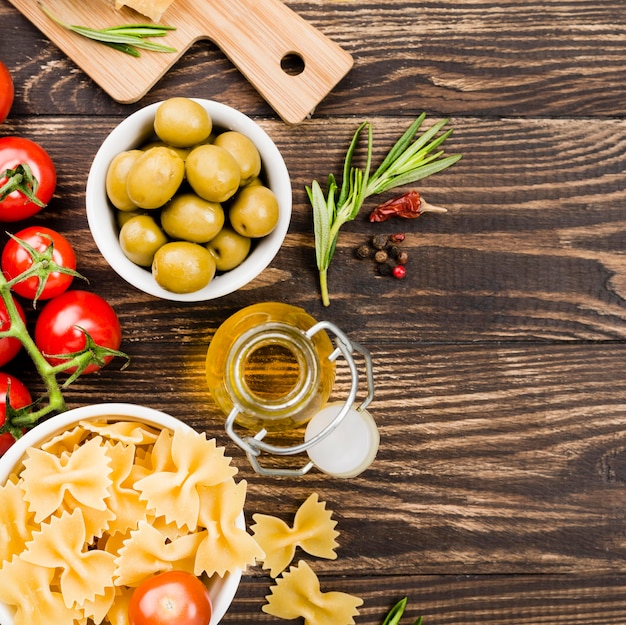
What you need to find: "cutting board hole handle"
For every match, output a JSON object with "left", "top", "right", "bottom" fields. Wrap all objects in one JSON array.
[{"left": 280, "top": 52, "right": 306, "bottom": 77}]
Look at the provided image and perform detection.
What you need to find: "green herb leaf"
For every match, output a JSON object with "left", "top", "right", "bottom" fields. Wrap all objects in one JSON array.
[
  {"left": 38, "top": 2, "right": 177, "bottom": 56},
  {"left": 382, "top": 597, "right": 408, "bottom": 625},
  {"left": 308, "top": 114, "right": 461, "bottom": 306},
  {"left": 381, "top": 597, "right": 423, "bottom": 625},
  {"left": 370, "top": 113, "right": 427, "bottom": 184},
  {"left": 103, "top": 25, "right": 175, "bottom": 37}
]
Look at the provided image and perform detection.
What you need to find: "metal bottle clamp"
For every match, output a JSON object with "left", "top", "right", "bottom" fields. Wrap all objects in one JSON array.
[{"left": 224, "top": 320, "right": 374, "bottom": 477}]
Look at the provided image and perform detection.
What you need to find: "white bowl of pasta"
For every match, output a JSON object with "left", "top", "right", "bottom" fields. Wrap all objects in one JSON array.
[{"left": 0, "top": 403, "right": 257, "bottom": 625}]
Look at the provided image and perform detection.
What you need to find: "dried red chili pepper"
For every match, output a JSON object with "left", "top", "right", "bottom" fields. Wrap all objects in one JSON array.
[{"left": 369, "top": 190, "right": 447, "bottom": 223}]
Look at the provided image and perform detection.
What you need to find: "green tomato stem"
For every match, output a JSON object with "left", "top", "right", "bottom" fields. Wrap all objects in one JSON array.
[
  {"left": 0, "top": 164, "right": 45, "bottom": 207},
  {"left": 0, "top": 250, "right": 128, "bottom": 437},
  {"left": 0, "top": 272, "right": 67, "bottom": 425}
]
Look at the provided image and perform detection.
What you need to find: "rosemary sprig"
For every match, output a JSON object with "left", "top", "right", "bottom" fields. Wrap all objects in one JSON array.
[
  {"left": 38, "top": 3, "right": 177, "bottom": 57},
  {"left": 307, "top": 113, "right": 461, "bottom": 306}
]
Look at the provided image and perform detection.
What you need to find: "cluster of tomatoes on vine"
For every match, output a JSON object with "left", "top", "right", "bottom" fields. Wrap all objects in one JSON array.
[{"left": 0, "top": 60, "right": 126, "bottom": 454}]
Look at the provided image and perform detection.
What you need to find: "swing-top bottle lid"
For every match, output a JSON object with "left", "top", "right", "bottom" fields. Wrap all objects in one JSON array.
[{"left": 304, "top": 402, "right": 379, "bottom": 478}]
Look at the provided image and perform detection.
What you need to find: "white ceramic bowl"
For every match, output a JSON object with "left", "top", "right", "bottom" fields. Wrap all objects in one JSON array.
[
  {"left": 86, "top": 99, "right": 292, "bottom": 301},
  {"left": 0, "top": 403, "right": 242, "bottom": 625}
]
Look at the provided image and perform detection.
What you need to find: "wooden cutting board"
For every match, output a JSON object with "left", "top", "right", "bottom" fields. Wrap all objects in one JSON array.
[{"left": 7, "top": 0, "right": 354, "bottom": 124}]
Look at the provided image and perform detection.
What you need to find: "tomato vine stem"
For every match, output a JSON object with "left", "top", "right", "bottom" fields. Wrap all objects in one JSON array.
[
  {"left": 0, "top": 270, "right": 67, "bottom": 424},
  {"left": 0, "top": 243, "right": 128, "bottom": 440}
]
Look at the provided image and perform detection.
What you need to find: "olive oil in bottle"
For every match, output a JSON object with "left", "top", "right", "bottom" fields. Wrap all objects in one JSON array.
[{"left": 206, "top": 302, "right": 336, "bottom": 432}]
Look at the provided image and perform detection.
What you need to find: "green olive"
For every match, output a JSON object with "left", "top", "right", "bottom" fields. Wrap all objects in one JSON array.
[
  {"left": 206, "top": 227, "right": 252, "bottom": 271},
  {"left": 213, "top": 131, "right": 261, "bottom": 186},
  {"left": 160, "top": 193, "right": 225, "bottom": 243},
  {"left": 185, "top": 144, "right": 241, "bottom": 203},
  {"left": 126, "top": 146, "right": 185, "bottom": 209},
  {"left": 152, "top": 241, "right": 216, "bottom": 293},
  {"left": 116, "top": 208, "right": 145, "bottom": 228},
  {"left": 119, "top": 214, "right": 168, "bottom": 266},
  {"left": 141, "top": 140, "right": 192, "bottom": 161},
  {"left": 106, "top": 150, "right": 143, "bottom": 211},
  {"left": 154, "top": 97, "right": 212, "bottom": 148},
  {"left": 229, "top": 185, "right": 279, "bottom": 238}
]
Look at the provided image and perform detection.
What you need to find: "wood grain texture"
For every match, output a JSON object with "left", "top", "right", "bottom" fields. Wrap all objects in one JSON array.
[
  {"left": 6, "top": 0, "right": 353, "bottom": 121},
  {"left": 3, "top": 1, "right": 626, "bottom": 118},
  {"left": 3, "top": 0, "right": 626, "bottom": 623}
]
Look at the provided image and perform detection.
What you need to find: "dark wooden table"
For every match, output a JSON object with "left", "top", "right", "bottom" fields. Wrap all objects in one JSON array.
[{"left": 3, "top": 1, "right": 626, "bottom": 623}]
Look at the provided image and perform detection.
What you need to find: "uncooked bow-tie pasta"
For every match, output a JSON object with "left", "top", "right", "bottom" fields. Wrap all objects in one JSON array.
[
  {"left": 114, "top": 519, "right": 205, "bottom": 586},
  {"left": 0, "top": 477, "right": 35, "bottom": 563},
  {"left": 81, "top": 419, "right": 161, "bottom": 446},
  {"left": 21, "top": 508, "right": 117, "bottom": 609},
  {"left": 22, "top": 436, "right": 113, "bottom": 523},
  {"left": 262, "top": 560, "right": 363, "bottom": 625},
  {"left": 251, "top": 492, "right": 339, "bottom": 577},
  {"left": 102, "top": 441, "right": 148, "bottom": 536},
  {"left": 0, "top": 418, "right": 261, "bottom": 625},
  {"left": 134, "top": 427, "right": 237, "bottom": 529},
  {"left": 0, "top": 555, "right": 83, "bottom": 625},
  {"left": 195, "top": 478, "right": 265, "bottom": 577},
  {"left": 115, "top": 478, "right": 265, "bottom": 585}
]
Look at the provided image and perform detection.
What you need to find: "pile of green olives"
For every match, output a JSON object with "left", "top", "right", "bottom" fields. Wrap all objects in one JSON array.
[{"left": 105, "top": 97, "right": 280, "bottom": 294}]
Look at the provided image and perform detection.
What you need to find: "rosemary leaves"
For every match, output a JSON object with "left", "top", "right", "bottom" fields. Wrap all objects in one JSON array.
[
  {"left": 307, "top": 113, "right": 461, "bottom": 306},
  {"left": 38, "top": 3, "right": 177, "bottom": 57}
]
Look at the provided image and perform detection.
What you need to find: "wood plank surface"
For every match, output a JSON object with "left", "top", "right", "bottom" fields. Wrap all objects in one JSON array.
[
  {"left": 6, "top": 0, "right": 353, "bottom": 121},
  {"left": 3, "top": 0, "right": 626, "bottom": 623}
]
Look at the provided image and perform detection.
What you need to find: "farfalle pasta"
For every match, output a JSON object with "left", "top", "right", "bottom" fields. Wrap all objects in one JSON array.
[
  {"left": 101, "top": 441, "right": 148, "bottom": 536},
  {"left": 0, "top": 556, "right": 84, "bottom": 625},
  {"left": 0, "top": 476, "right": 36, "bottom": 563},
  {"left": 0, "top": 418, "right": 261, "bottom": 624},
  {"left": 114, "top": 520, "right": 205, "bottom": 586},
  {"left": 251, "top": 492, "right": 339, "bottom": 576},
  {"left": 134, "top": 427, "right": 237, "bottom": 529},
  {"left": 21, "top": 435, "right": 113, "bottom": 523},
  {"left": 21, "top": 508, "right": 117, "bottom": 608},
  {"left": 263, "top": 560, "right": 363, "bottom": 625},
  {"left": 195, "top": 478, "right": 265, "bottom": 577},
  {"left": 81, "top": 419, "right": 161, "bottom": 446}
]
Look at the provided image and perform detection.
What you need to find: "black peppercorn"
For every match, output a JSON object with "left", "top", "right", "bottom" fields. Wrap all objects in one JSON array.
[
  {"left": 372, "top": 234, "right": 389, "bottom": 249},
  {"left": 388, "top": 245, "right": 400, "bottom": 259},
  {"left": 374, "top": 249, "right": 388, "bottom": 263},
  {"left": 377, "top": 262, "right": 393, "bottom": 276},
  {"left": 396, "top": 250, "right": 409, "bottom": 265},
  {"left": 355, "top": 245, "right": 371, "bottom": 259}
]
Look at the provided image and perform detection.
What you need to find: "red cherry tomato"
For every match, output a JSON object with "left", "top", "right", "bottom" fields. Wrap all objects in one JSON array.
[
  {"left": 34, "top": 290, "right": 122, "bottom": 375},
  {"left": 128, "top": 571, "right": 212, "bottom": 625},
  {"left": 0, "top": 295, "right": 26, "bottom": 367},
  {"left": 0, "top": 137, "right": 56, "bottom": 221},
  {"left": 1, "top": 226, "right": 77, "bottom": 301},
  {"left": 0, "top": 62, "right": 13, "bottom": 124},
  {"left": 0, "top": 372, "right": 32, "bottom": 455}
]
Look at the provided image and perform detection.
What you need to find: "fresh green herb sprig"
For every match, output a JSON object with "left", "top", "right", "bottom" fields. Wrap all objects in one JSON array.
[
  {"left": 39, "top": 3, "right": 177, "bottom": 57},
  {"left": 382, "top": 597, "right": 422, "bottom": 625},
  {"left": 307, "top": 113, "right": 461, "bottom": 306}
]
